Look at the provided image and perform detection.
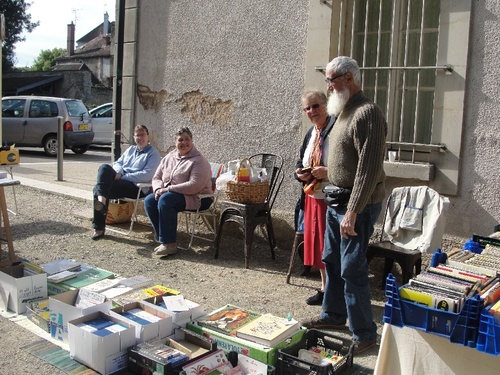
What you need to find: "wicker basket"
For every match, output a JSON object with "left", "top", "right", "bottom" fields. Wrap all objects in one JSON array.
[{"left": 226, "top": 180, "right": 269, "bottom": 204}]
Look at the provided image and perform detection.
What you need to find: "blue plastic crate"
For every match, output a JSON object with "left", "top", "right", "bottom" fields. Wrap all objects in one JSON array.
[
  {"left": 430, "top": 248, "right": 448, "bottom": 267},
  {"left": 383, "top": 273, "right": 483, "bottom": 348},
  {"left": 476, "top": 305, "right": 500, "bottom": 356}
]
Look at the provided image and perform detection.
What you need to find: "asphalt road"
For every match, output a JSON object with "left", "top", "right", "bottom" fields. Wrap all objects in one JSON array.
[
  {"left": 5, "top": 146, "right": 113, "bottom": 200},
  {"left": 15, "top": 145, "right": 112, "bottom": 164}
]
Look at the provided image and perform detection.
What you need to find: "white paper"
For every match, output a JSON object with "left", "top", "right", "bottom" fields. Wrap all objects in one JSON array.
[
  {"left": 237, "top": 353, "right": 268, "bottom": 375},
  {"left": 162, "top": 294, "right": 189, "bottom": 311}
]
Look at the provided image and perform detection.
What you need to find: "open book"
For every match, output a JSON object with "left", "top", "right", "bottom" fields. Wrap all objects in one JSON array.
[{"left": 235, "top": 313, "right": 300, "bottom": 347}]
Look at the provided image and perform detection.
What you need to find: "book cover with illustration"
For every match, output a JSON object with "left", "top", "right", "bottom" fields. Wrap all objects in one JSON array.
[
  {"left": 196, "top": 304, "right": 261, "bottom": 336},
  {"left": 235, "top": 313, "right": 300, "bottom": 347}
]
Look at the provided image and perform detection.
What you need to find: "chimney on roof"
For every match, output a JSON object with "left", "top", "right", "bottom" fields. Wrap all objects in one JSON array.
[
  {"left": 102, "top": 35, "right": 111, "bottom": 47},
  {"left": 103, "top": 12, "right": 109, "bottom": 35},
  {"left": 67, "top": 22, "right": 75, "bottom": 56}
]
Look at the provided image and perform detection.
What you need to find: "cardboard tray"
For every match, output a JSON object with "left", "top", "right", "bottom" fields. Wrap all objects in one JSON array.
[{"left": 128, "top": 327, "right": 217, "bottom": 375}]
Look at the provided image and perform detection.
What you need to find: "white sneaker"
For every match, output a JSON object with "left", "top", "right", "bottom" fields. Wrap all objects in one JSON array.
[{"left": 153, "top": 244, "right": 178, "bottom": 257}]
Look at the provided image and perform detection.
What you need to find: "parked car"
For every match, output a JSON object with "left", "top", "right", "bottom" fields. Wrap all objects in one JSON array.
[
  {"left": 89, "top": 102, "right": 113, "bottom": 145},
  {"left": 1, "top": 96, "right": 94, "bottom": 156}
]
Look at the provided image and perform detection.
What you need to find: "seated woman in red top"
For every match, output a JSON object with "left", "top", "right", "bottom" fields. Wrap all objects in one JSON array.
[{"left": 144, "top": 127, "right": 213, "bottom": 257}]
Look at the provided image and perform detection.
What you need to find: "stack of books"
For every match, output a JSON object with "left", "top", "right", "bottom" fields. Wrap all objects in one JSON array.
[
  {"left": 47, "top": 266, "right": 115, "bottom": 295},
  {"left": 40, "top": 259, "right": 82, "bottom": 275},
  {"left": 235, "top": 313, "right": 300, "bottom": 347},
  {"left": 129, "top": 337, "right": 190, "bottom": 369},
  {"left": 196, "top": 305, "right": 301, "bottom": 348},
  {"left": 75, "top": 316, "right": 128, "bottom": 337},
  {"left": 112, "top": 285, "right": 180, "bottom": 306},
  {"left": 195, "top": 304, "right": 261, "bottom": 336},
  {"left": 121, "top": 307, "right": 162, "bottom": 325}
]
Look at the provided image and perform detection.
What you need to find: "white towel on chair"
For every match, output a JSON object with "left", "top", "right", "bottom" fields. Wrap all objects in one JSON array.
[{"left": 383, "top": 186, "right": 449, "bottom": 253}]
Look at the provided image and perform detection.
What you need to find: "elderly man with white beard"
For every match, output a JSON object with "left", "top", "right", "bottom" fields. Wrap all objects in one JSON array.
[{"left": 302, "top": 56, "right": 387, "bottom": 355}]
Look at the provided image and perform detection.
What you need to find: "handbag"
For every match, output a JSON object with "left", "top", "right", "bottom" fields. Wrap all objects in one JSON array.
[
  {"left": 323, "top": 185, "right": 352, "bottom": 208},
  {"left": 106, "top": 199, "right": 135, "bottom": 224}
]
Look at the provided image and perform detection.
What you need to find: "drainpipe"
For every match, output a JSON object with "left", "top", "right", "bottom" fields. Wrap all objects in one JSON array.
[{"left": 113, "top": 0, "right": 126, "bottom": 162}]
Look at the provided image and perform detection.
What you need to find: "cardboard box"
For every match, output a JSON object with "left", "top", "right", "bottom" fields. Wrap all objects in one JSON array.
[
  {"left": 49, "top": 288, "right": 112, "bottom": 343},
  {"left": 0, "top": 263, "right": 47, "bottom": 313},
  {"left": 186, "top": 322, "right": 306, "bottom": 366},
  {"left": 68, "top": 311, "right": 136, "bottom": 375},
  {"left": 143, "top": 296, "right": 205, "bottom": 328},
  {"left": 109, "top": 301, "right": 174, "bottom": 342},
  {"left": 26, "top": 297, "right": 50, "bottom": 332},
  {"left": 0, "top": 147, "right": 19, "bottom": 165},
  {"left": 128, "top": 328, "right": 217, "bottom": 375}
]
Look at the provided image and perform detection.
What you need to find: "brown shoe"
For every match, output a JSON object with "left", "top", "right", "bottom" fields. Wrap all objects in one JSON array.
[
  {"left": 353, "top": 339, "right": 377, "bottom": 354},
  {"left": 301, "top": 317, "right": 348, "bottom": 330}
]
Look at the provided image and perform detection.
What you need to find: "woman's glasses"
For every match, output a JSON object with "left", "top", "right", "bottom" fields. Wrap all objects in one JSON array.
[{"left": 303, "top": 103, "right": 321, "bottom": 112}]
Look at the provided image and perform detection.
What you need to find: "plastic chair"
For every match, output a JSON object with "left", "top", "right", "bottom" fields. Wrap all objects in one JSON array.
[
  {"left": 106, "top": 182, "right": 152, "bottom": 236},
  {"left": 367, "top": 186, "right": 450, "bottom": 287},
  {"left": 214, "top": 153, "right": 284, "bottom": 268},
  {"left": 178, "top": 162, "right": 225, "bottom": 250}
]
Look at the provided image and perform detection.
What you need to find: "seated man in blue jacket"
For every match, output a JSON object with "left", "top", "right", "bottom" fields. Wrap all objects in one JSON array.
[{"left": 91, "top": 124, "right": 161, "bottom": 240}]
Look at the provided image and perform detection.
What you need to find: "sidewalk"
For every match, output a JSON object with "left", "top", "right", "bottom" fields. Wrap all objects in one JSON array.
[{"left": 6, "top": 158, "right": 102, "bottom": 201}]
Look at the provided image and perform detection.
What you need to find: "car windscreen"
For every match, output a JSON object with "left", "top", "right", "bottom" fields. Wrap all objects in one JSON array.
[
  {"left": 91, "top": 105, "right": 112, "bottom": 118},
  {"left": 65, "top": 100, "right": 89, "bottom": 117}
]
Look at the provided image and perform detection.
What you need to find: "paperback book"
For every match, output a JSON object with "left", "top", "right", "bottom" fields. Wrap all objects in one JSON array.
[
  {"left": 235, "top": 313, "right": 300, "bottom": 347},
  {"left": 400, "top": 284, "right": 463, "bottom": 312},
  {"left": 122, "top": 307, "right": 162, "bottom": 325},
  {"left": 130, "top": 338, "right": 189, "bottom": 367},
  {"left": 112, "top": 284, "right": 180, "bottom": 306},
  {"left": 182, "top": 349, "right": 229, "bottom": 375},
  {"left": 57, "top": 267, "right": 115, "bottom": 289},
  {"left": 196, "top": 304, "right": 262, "bottom": 336},
  {"left": 40, "top": 259, "right": 81, "bottom": 275},
  {"left": 415, "top": 271, "right": 474, "bottom": 293},
  {"left": 81, "top": 276, "right": 127, "bottom": 293},
  {"left": 94, "top": 323, "right": 128, "bottom": 337},
  {"left": 46, "top": 270, "right": 77, "bottom": 283},
  {"left": 119, "top": 275, "right": 153, "bottom": 289}
]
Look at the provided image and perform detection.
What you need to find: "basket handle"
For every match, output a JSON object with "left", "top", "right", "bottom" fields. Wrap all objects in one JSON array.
[{"left": 236, "top": 158, "right": 253, "bottom": 176}]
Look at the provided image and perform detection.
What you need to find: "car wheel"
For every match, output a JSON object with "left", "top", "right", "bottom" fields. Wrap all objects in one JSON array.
[
  {"left": 71, "top": 145, "right": 90, "bottom": 154},
  {"left": 43, "top": 135, "right": 60, "bottom": 157}
]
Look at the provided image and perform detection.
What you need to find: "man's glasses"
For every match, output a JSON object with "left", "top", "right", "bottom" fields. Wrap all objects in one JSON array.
[
  {"left": 134, "top": 133, "right": 147, "bottom": 138},
  {"left": 325, "top": 73, "right": 346, "bottom": 85},
  {"left": 303, "top": 103, "right": 321, "bottom": 112}
]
